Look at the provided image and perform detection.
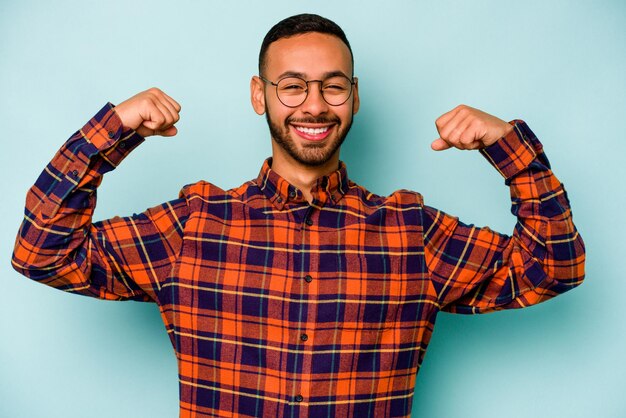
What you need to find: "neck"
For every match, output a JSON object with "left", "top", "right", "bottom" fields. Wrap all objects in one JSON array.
[{"left": 270, "top": 147, "right": 340, "bottom": 204}]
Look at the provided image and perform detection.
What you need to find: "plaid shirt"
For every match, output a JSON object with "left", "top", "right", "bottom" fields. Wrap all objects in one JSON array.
[{"left": 12, "top": 104, "right": 585, "bottom": 417}]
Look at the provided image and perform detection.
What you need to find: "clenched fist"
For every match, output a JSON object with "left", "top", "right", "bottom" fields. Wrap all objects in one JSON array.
[
  {"left": 114, "top": 88, "right": 181, "bottom": 138},
  {"left": 431, "top": 105, "right": 513, "bottom": 151}
]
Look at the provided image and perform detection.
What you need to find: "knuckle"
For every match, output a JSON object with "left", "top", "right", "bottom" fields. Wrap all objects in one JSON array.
[
  {"left": 140, "top": 96, "right": 154, "bottom": 107},
  {"left": 449, "top": 127, "right": 462, "bottom": 139}
]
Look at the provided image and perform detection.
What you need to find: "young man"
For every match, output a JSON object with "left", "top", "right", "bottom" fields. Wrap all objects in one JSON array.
[{"left": 12, "top": 14, "right": 585, "bottom": 418}]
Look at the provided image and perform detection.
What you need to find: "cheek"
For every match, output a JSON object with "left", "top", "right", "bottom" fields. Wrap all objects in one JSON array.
[
  {"left": 266, "top": 106, "right": 292, "bottom": 129},
  {"left": 265, "top": 101, "right": 286, "bottom": 121},
  {"left": 337, "top": 106, "right": 354, "bottom": 124}
]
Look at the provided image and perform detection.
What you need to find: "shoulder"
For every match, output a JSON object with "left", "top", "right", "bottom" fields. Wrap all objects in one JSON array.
[
  {"left": 346, "top": 180, "right": 424, "bottom": 211},
  {"left": 177, "top": 179, "right": 262, "bottom": 208}
]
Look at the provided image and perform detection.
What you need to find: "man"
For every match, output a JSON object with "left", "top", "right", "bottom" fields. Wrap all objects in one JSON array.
[{"left": 12, "top": 13, "right": 585, "bottom": 418}]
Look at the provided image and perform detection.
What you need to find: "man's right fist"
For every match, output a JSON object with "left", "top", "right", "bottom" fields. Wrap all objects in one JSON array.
[{"left": 114, "top": 88, "right": 181, "bottom": 138}]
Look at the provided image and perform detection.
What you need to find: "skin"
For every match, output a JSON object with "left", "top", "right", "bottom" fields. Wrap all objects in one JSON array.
[
  {"left": 249, "top": 32, "right": 360, "bottom": 201},
  {"left": 113, "top": 32, "right": 514, "bottom": 202}
]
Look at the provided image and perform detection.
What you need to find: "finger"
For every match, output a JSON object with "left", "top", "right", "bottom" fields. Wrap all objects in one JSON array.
[
  {"left": 160, "top": 90, "right": 182, "bottom": 113},
  {"left": 140, "top": 108, "right": 167, "bottom": 131},
  {"left": 159, "top": 126, "right": 178, "bottom": 137},
  {"left": 430, "top": 138, "right": 453, "bottom": 151},
  {"left": 135, "top": 124, "right": 155, "bottom": 138},
  {"left": 454, "top": 116, "right": 479, "bottom": 147},
  {"left": 153, "top": 99, "right": 177, "bottom": 127},
  {"left": 159, "top": 96, "right": 181, "bottom": 125},
  {"left": 465, "top": 141, "right": 482, "bottom": 150},
  {"left": 435, "top": 106, "right": 462, "bottom": 131},
  {"left": 438, "top": 112, "right": 472, "bottom": 147},
  {"left": 136, "top": 123, "right": 178, "bottom": 138},
  {"left": 151, "top": 90, "right": 180, "bottom": 123}
]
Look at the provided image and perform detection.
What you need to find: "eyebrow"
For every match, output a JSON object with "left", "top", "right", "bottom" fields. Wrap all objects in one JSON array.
[{"left": 275, "top": 70, "right": 352, "bottom": 80}]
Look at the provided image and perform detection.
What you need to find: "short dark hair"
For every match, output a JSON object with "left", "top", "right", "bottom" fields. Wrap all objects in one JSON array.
[{"left": 258, "top": 14, "right": 353, "bottom": 75}]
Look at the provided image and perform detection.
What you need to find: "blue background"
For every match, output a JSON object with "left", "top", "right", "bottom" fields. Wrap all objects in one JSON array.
[{"left": 1, "top": 1, "right": 624, "bottom": 417}]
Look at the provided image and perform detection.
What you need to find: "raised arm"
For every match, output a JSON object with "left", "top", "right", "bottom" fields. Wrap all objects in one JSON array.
[
  {"left": 11, "top": 89, "right": 188, "bottom": 301},
  {"left": 424, "top": 105, "right": 586, "bottom": 313}
]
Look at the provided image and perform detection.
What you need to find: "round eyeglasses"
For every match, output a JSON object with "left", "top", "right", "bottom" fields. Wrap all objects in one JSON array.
[{"left": 259, "top": 74, "right": 355, "bottom": 108}]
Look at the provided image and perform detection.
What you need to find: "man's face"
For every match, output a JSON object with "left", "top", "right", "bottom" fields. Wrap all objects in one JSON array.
[{"left": 252, "top": 32, "right": 359, "bottom": 167}]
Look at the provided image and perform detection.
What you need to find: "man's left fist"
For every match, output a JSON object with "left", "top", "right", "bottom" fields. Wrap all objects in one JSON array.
[{"left": 431, "top": 105, "right": 513, "bottom": 151}]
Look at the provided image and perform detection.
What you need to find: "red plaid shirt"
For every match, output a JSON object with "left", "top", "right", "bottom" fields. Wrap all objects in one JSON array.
[{"left": 12, "top": 104, "right": 585, "bottom": 417}]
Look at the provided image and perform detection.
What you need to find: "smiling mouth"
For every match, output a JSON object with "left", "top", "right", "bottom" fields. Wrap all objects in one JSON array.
[
  {"left": 290, "top": 120, "right": 337, "bottom": 141},
  {"left": 291, "top": 124, "right": 334, "bottom": 141},
  {"left": 294, "top": 126, "right": 330, "bottom": 135}
]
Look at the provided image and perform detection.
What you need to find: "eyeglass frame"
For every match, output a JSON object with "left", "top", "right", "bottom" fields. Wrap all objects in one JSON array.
[{"left": 258, "top": 74, "right": 357, "bottom": 108}]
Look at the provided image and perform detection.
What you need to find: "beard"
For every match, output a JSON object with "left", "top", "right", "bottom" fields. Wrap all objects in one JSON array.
[{"left": 265, "top": 110, "right": 353, "bottom": 167}]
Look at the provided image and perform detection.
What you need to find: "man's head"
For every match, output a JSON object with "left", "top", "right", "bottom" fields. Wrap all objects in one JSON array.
[
  {"left": 251, "top": 14, "right": 359, "bottom": 168},
  {"left": 258, "top": 14, "right": 354, "bottom": 76}
]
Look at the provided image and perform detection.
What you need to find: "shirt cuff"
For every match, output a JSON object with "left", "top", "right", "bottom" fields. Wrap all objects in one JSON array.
[
  {"left": 479, "top": 120, "right": 543, "bottom": 180},
  {"left": 79, "top": 102, "right": 145, "bottom": 167},
  {"left": 41, "top": 104, "right": 145, "bottom": 218}
]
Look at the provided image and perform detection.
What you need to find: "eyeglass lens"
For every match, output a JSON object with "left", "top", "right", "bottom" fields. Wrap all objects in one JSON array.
[{"left": 275, "top": 76, "right": 352, "bottom": 107}]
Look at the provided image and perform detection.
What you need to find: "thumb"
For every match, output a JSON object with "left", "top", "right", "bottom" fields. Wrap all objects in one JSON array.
[
  {"left": 159, "top": 126, "right": 178, "bottom": 137},
  {"left": 431, "top": 138, "right": 452, "bottom": 151},
  {"left": 136, "top": 121, "right": 178, "bottom": 138}
]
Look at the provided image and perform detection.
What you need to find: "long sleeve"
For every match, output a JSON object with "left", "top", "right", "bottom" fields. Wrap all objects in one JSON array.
[
  {"left": 11, "top": 104, "right": 189, "bottom": 302},
  {"left": 423, "top": 121, "right": 586, "bottom": 314}
]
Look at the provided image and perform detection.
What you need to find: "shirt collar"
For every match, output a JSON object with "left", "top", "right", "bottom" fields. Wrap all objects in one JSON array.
[{"left": 256, "top": 158, "right": 350, "bottom": 210}]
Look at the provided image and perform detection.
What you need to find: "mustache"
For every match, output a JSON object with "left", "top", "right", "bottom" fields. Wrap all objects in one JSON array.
[{"left": 286, "top": 116, "right": 341, "bottom": 125}]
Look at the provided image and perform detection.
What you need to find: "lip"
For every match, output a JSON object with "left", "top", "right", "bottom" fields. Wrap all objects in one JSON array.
[{"left": 290, "top": 123, "right": 335, "bottom": 141}]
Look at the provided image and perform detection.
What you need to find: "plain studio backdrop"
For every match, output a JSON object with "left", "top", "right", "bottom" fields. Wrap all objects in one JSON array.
[{"left": 1, "top": 1, "right": 624, "bottom": 417}]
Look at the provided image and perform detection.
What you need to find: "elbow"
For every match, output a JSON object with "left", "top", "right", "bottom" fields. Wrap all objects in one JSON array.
[
  {"left": 557, "top": 230, "right": 586, "bottom": 290},
  {"left": 11, "top": 236, "right": 81, "bottom": 284},
  {"left": 573, "top": 230, "right": 586, "bottom": 287},
  {"left": 11, "top": 246, "right": 58, "bottom": 282}
]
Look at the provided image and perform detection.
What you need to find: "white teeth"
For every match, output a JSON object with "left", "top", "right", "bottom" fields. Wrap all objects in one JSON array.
[{"left": 295, "top": 126, "right": 329, "bottom": 135}]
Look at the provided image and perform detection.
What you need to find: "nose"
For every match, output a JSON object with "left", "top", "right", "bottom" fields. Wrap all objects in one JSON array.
[{"left": 299, "top": 81, "right": 329, "bottom": 116}]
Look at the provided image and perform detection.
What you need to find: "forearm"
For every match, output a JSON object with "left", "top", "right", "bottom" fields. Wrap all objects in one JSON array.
[
  {"left": 481, "top": 121, "right": 585, "bottom": 307},
  {"left": 11, "top": 104, "right": 147, "bottom": 298},
  {"left": 425, "top": 121, "right": 586, "bottom": 313}
]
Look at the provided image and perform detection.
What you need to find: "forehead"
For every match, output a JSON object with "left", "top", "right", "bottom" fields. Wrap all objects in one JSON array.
[{"left": 264, "top": 32, "right": 353, "bottom": 78}]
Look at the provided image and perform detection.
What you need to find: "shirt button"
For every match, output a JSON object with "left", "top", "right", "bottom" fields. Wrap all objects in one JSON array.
[
  {"left": 295, "top": 395, "right": 304, "bottom": 403},
  {"left": 70, "top": 170, "right": 78, "bottom": 177},
  {"left": 300, "top": 333, "right": 308, "bottom": 342},
  {"left": 305, "top": 217, "right": 313, "bottom": 226},
  {"left": 304, "top": 274, "right": 313, "bottom": 283},
  {"left": 289, "top": 190, "right": 296, "bottom": 199},
  {"left": 277, "top": 196, "right": 283, "bottom": 203},
  {"left": 107, "top": 131, "right": 115, "bottom": 139},
  {"left": 119, "top": 141, "right": 126, "bottom": 149}
]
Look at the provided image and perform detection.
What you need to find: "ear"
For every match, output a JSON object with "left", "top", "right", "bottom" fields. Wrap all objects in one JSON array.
[
  {"left": 351, "top": 77, "right": 360, "bottom": 115},
  {"left": 250, "top": 76, "right": 266, "bottom": 115}
]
